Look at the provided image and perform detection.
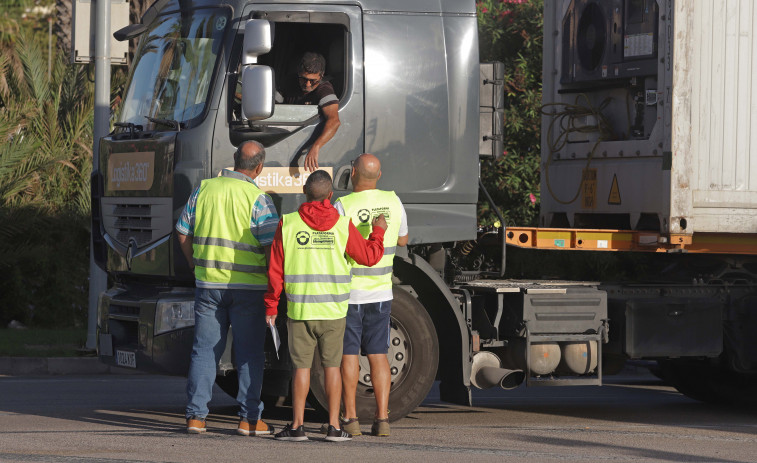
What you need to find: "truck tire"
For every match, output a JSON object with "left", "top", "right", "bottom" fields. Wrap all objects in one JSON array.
[
  {"left": 215, "top": 372, "right": 282, "bottom": 410},
  {"left": 215, "top": 373, "right": 239, "bottom": 399},
  {"left": 310, "top": 287, "right": 439, "bottom": 422}
]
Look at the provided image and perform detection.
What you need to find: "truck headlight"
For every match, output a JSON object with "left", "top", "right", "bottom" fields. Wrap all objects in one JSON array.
[{"left": 155, "top": 300, "right": 195, "bottom": 335}]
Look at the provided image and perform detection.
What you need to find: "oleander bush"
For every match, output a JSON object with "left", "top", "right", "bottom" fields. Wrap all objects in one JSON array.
[{"left": 477, "top": 0, "right": 543, "bottom": 228}]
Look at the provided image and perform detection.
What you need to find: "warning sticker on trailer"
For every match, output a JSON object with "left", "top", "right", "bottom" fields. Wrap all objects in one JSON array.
[
  {"left": 581, "top": 168, "right": 597, "bottom": 210},
  {"left": 625, "top": 33, "right": 654, "bottom": 58},
  {"left": 608, "top": 174, "right": 621, "bottom": 205}
]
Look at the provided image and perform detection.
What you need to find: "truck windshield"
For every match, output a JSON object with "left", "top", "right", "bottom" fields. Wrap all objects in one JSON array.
[{"left": 118, "top": 8, "right": 229, "bottom": 129}]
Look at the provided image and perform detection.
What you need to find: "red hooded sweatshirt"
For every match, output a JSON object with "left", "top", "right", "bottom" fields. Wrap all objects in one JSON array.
[{"left": 264, "top": 198, "right": 386, "bottom": 316}]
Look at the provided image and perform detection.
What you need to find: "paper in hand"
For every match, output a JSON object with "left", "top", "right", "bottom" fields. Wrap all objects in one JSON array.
[{"left": 269, "top": 322, "right": 280, "bottom": 359}]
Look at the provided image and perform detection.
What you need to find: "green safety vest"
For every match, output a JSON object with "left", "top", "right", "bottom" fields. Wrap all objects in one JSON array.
[
  {"left": 335, "top": 190, "right": 402, "bottom": 299},
  {"left": 281, "top": 212, "right": 352, "bottom": 320},
  {"left": 193, "top": 174, "right": 268, "bottom": 290}
]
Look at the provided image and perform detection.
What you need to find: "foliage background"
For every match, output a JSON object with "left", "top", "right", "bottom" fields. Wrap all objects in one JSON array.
[
  {"left": 0, "top": 0, "right": 547, "bottom": 327},
  {"left": 0, "top": 0, "right": 93, "bottom": 328},
  {"left": 477, "top": 0, "right": 543, "bottom": 228}
]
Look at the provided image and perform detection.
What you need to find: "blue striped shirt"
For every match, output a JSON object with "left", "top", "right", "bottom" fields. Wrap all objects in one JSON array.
[{"left": 175, "top": 169, "right": 279, "bottom": 246}]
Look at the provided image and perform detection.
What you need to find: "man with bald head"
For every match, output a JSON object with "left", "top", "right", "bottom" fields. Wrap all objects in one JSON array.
[
  {"left": 176, "top": 140, "right": 279, "bottom": 436},
  {"left": 334, "top": 153, "right": 408, "bottom": 437},
  {"left": 264, "top": 170, "right": 387, "bottom": 442}
]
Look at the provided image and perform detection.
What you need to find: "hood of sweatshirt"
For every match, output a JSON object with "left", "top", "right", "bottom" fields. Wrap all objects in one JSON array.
[{"left": 297, "top": 198, "right": 341, "bottom": 231}]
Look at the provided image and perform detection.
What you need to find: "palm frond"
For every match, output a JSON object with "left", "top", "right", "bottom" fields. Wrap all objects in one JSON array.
[
  {"left": 16, "top": 31, "right": 51, "bottom": 104},
  {"left": 0, "top": 137, "right": 43, "bottom": 203},
  {"left": 0, "top": 51, "right": 11, "bottom": 99}
]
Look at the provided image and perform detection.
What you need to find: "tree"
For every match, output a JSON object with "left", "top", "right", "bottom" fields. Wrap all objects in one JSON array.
[{"left": 54, "top": 0, "right": 72, "bottom": 56}]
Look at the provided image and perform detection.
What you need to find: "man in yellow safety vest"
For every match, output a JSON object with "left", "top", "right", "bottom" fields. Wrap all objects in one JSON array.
[
  {"left": 264, "top": 170, "right": 387, "bottom": 442},
  {"left": 334, "top": 153, "right": 408, "bottom": 437},
  {"left": 176, "top": 140, "right": 279, "bottom": 437}
]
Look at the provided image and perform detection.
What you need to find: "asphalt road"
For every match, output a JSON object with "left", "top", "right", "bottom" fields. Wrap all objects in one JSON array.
[{"left": 1, "top": 371, "right": 756, "bottom": 462}]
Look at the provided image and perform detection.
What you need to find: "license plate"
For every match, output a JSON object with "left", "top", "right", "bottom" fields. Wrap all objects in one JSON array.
[{"left": 115, "top": 350, "right": 136, "bottom": 368}]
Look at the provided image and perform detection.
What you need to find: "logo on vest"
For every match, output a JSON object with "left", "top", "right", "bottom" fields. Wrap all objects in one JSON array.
[
  {"left": 372, "top": 206, "right": 391, "bottom": 222},
  {"left": 357, "top": 209, "right": 371, "bottom": 223},
  {"left": 295, "top": 230, "right": 336, "bottom": 249},
  {"left": 312, "top": 232, "right": 335, "bottom": 246},
  {"left": 296, "top": 231, "right": 310, "bottom": 245}
]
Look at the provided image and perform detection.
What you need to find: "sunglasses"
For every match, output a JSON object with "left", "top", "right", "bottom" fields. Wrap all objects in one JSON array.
[{"left": 298, "top": 75, "right": 321, "bottom": 86}]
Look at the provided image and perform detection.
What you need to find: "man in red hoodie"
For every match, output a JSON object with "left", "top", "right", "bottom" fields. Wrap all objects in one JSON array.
[{"left": 265, "top": 170, "right": 387, "bottom": 442}]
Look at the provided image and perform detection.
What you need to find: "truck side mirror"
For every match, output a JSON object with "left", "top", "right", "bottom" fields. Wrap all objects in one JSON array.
[
  {"left": 243, "top": 19, "right": 272, "bottom": 65},
  {"left": 242, "top": 66, "right": 275, "bottom": 121},
  {"left": 241, "top": 19, "right": 274, "bottom": 121}
]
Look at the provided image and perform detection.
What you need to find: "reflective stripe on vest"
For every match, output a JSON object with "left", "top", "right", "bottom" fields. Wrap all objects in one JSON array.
[
  {"left": 281, "top": 212, "right": 351, "bottom": 320},
  {"left": 335, "top": 190, "right": 402, "bottom": 295},
  {"left": 193, "top": 175, "right": 268, "bottom": 290}
]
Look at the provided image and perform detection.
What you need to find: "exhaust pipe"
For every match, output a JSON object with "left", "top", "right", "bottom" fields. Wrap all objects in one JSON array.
[
  {"left": 475, "top": 366, "right": 525, "bottom": 390},
  {"left": 470, "top": 351, "right": 525, "bottom": 390}
]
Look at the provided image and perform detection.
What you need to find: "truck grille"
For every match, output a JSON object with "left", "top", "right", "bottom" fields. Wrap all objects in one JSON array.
[
  {"left": 109, "top": 304, "right": 140, "bottom": 317},
  {"left": 113, "top": 205, "right": 153, "bottom": 246},
  {"left": 101, "top": 197, "right": 173, "bottom": 250}
]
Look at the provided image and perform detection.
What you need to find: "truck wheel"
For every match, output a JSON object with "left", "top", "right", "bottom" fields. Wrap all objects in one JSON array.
[
  {"left": 310, "top": 287, "right": 439, "bottom": 422},
  {"left": 215, "top": 372, "right": 282, "bottom": 410},
  {"left": 215, "top": 373, "right": 239, "bottom": 398}
]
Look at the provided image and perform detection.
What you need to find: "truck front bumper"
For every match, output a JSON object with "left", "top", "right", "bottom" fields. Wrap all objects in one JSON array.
[{"left": 97, "top": 286, "right": 195, "bottom": 376}]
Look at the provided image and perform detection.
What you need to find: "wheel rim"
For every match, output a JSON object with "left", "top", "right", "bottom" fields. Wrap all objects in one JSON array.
[{"left": 356, "top": 315, "right": 410, "bottom": 391}]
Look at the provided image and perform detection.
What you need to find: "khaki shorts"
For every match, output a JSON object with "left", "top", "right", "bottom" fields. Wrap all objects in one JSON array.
[{"left": 287, "top": 318, "right": 346, "bottom": 369}]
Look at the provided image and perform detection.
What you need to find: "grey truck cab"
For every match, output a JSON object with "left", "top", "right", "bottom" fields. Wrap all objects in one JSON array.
[{"left": 96, "top": 0, "right": 605, "bottom": 420}]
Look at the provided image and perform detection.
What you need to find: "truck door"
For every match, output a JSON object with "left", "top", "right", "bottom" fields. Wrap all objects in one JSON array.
[{"left": 214, "top": 4, "right": 364, "bottom": 216}]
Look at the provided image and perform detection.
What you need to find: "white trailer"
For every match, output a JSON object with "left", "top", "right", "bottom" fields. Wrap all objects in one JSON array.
[
  {"left": 539, "top": 0, "right": 757, "bottom": 239},
  {"left": 505, "top": 0, "right": 757, "bottom": 405}
]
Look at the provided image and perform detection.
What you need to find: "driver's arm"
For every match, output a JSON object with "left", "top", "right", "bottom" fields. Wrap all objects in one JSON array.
[{"left": 304, "top": 102, "right": 340, "bottom": 171}]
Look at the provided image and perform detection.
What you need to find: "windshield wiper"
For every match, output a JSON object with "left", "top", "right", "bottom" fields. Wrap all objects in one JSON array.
[
  {"left": 145, "top": 116, "right": 182, "bottom": 132},
  {"left": 113, "top": 122, "right": 144, "bottom": 138}
]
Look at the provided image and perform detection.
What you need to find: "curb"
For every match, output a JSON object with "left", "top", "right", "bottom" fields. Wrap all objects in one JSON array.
[
  {"left": 0, "top": 357, "right": 146, "bottom": 376},
  {"left": 0, "top": 357, "right": 654, "bottom": 378}
]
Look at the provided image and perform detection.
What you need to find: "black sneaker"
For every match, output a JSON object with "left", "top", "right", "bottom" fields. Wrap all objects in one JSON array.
[
  {"left": 274, "top": 423, "right": 308, "bottom": 441},
  {"left": 325, "top": 425, "right": 352, "bottom": 442}
]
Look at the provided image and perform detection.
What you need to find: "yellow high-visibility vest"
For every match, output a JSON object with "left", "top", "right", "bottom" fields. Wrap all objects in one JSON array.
[
  {"left": 335, "top": 190, "right": 402, "bottom": 300},
  {"left": 281, "top": 212, "right": 351, "bottom": 320},
  {"left": 193, "top": 175, "right": 267, "bottom": 289}
]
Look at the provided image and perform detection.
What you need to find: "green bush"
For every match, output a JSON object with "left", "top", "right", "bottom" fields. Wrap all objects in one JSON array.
[
  {"left": 477, "top": 0, "right": 543, "bottom": 227},
  {"left": 0, "top": 9, "right": 92, "bottom": 328},
  {"left": 0, "top": 207, "right": 90, "bottom": 327}
]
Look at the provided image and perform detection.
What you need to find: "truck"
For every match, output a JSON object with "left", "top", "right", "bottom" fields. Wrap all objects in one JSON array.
[{"left": 94, "top": 0, "right": 757, "bottom": 423}]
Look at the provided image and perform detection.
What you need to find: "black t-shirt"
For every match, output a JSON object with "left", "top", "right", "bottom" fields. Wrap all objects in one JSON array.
[{"left": 283, "top": 80, "right": 338, "bottom": 108}]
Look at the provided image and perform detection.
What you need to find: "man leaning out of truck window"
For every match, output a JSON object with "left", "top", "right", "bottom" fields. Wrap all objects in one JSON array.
[{"left": 280, "top": 52, "right": 340, "bottom": 172}]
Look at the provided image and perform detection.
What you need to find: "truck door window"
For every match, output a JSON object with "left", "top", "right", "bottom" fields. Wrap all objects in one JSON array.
[{"left": 229, "top": 19, "right": 347, "bottom": 127}]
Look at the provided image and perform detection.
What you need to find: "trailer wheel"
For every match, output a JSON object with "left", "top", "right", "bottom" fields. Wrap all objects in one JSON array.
[
  {"left": 310, "top": 287, "right": 439, "bottom": 422},
  {"left": 657, "top": 359, "right": 720, "bottom": 403},
  {"left": 659, "top": 359, "right": 757, "bottom": 407}
]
